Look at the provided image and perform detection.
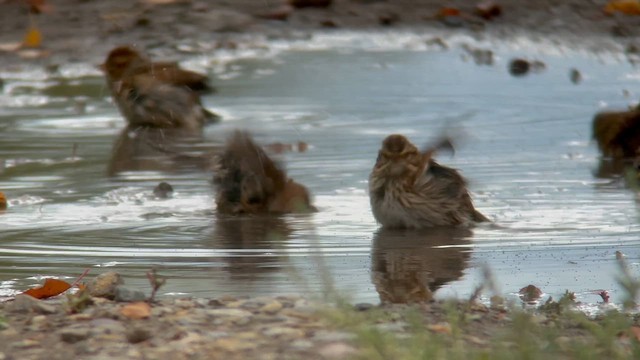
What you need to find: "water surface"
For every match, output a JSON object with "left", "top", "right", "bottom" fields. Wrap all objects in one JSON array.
[{"left": 1, "top": 33, "right": 639, "bottom": 309}]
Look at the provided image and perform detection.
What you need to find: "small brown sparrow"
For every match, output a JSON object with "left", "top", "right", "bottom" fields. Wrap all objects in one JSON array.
[
  {"left": 213, "top": 131, "right": 315, "bottom": 215},
  {"left": 101, "top": 46, "right": 213, "bottom": 93},
  {"left": 592, "top": 106, "right": 640, "bottom": 158},
  {"left": 102, "top": 46, "right": 218, "bottom": 132},
  {"left": 369, "top": 134, "right": 488, "bottom": 229}
]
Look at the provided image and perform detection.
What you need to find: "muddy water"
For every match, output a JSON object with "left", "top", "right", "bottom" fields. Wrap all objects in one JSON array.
[{"left": 1, "top": 34, "right": 639, "bottom": 309}]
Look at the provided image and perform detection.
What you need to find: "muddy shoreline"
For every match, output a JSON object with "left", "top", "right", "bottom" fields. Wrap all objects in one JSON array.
[{"left": 0, "top": 0, "right": 639, "bottom": 69}]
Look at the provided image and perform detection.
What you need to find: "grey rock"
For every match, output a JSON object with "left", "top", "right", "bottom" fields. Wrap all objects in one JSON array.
[
  {"left": 8, "top": 295, "right": 57, "bottom": 314},
  {"left": 375, "top": 322, "right": 408, "bottom": 332},
  {"left": 354, "top": 303, "right": 374, "bottom": 311},
  {"left": 114, "top": 285, "right": 147, "bottom": 303},
  {"left": 191, "top": 9, "right": 254, "bottom": 32},
  {"left": 89, "top": 319, "right": 126, "bottom": 335},
  {"left": 126, "top": 327, "right": 153, "bottom": 344},
  {"left": 88, "top": 271, "right": 123, "bottom": 299},
  {"left": 312, "top": 330, "right": 357, "bottom": 342},
  {"left": 60, "top": 328, "right": 91, "bottom": 343},
  {"left": 319, "top": 343, "right": 358, "bottom": 359},
  {"left": 206, "top": 308, "right": 253, "bottom": 318}
]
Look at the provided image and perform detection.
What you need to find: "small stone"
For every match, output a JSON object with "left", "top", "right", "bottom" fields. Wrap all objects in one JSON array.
[
  {"left": 60, "top": 328, "right": 91, "bottom": 343},
  {"left": 8, "top": 294, "right": 57, "bottom": 314},
  {"left": 27, "top": 315, "right": 48, "bottom": 331},
  {"left": 290, "top": 340, "right": 313, "bottom": 350},
  {"left": 313, "top": 330, "right": 357, "bottom": 342},
  {"left": 88, "top": 271, "right": 123, "bottom": 299},
  {"left": 120, "top": 302, "right": 151, "bottom": 319},
  {"left": 262, "top": 326, "right": 305, "bottom": 339},
  {"left": 206, "top": 308, "right": 253, "bottom": 318},
  {"left": 114, "top": 286, "right": 147, "bottom": 303},
  {"left": 260, "top": 300, "right": 283, "bottom": 314},
  {"left": 440, "top": 15, "right": 465, "bottom": 28},
  {"left": 213, "top": 337, "right": 258, "bottom": 352},
  {"left": 318, "top": 343, "right": 357, "bottom": 359},
  {"left": 570, "top": 68, "right": 582, "bottom": 84},
  {"left": 126, "top": 327, "right": 153, "bottom": 344},
  {"left": 354, "top": 303, "right": 373, "bottom": 311},
  {"left": 11, "top": 339, "right": 40, "bottom": 349},
  {"left": 509, "top": 58, "right": 530, "bottom": 76},
  {"left": 375, "top": 322, "right": 408, "bottom": 332},
  {"left": 90, "top": 319, "right": 126, "bottom": 335}
]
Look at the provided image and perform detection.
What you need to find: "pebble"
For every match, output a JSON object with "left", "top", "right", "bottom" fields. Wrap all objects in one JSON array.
[
  {"left": 262, "top": 326, "right": 305, "bottom": 339},
  {"left": 11, "top": 339, "right": 40, "bottom": 349},
  {"left": 213, "top": 337, "right": 259, "bottom": 352},
  {"left": 88, "top": 271, "right": 123, "bottom": 299},
  {"left": 206, "top": 308, "right": 253, "bottom": 318},
  {"left": 353, "top": 303, "right": 374, "bottom": 311},
  {"left": 126, "top": 327, "right": 153, "bottom": 344},
  {"left": 8, "top": 295, "right": 57, "bottom": 314},
  {"left": 318, "top": 342, "right": 358, "bottom": 359},
  {"left": 114, "top": 286, "right": 147, "bottom": 303},
  {"left": 60, "top": 328, "right": 91, "bottom": 343},
  {"left": 375, "top": 322, "right": 408, "bottom": 332},
  {"left": 312, "top": 330, "right": 357, "bottom": 342},
  {"left": 260, "top": 300, "right": 283, "bottom": 314},
  {"left": 90, "top": 319, "right": 126, "bottom": 335}
]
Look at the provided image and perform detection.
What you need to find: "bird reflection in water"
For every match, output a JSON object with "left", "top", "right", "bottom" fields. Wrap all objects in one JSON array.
[
  {"left": 371, "top": 227, "right": 473, "bottom": 304},
  {"left": 209, "top": 215, "right": 293, "bottom": 279},
  {"left": 591, "top": 105, "right": 640, "bottom": 187},
  {"left": 107, "top": 126, "right": 214, "bottom": 176}
]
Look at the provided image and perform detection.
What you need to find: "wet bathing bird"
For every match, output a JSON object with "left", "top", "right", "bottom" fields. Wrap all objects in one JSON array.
[
  {"left": 101, "top": 46, "right": 218, "bottom": 133},
  {"left": 592, "top": 105, "right": 640, "bottom": 159},
  {"left": 213, "top": 131, "right": 315, "bottom": 215},
  {"left": 101, "top": 45, "right": 213, "bottom": 93},
  {"left": 369, "top": 134, "right": 488, "bottom": 229}
]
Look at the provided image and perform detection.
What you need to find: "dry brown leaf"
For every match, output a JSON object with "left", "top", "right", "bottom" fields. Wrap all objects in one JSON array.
[
  {"left": 0, "top": 192, "right": 7, "bottom": 210},
  {"left": 120, "top": 302, "right": 151, "bottom": 319},
  {"left": 427, "top": 323, "right": 452, "bottom": 335},
  {"left": 22, "top": 26, "right": 42, "bottom": 48},
  {"left": 23, "top": 278, "right": 72, "bottom": 299},
  {"left": 436, "top": 7, "right": 461, "bottom": 18},
  {"left": 605, "top": 0, "right": 640, "bottom": 15}
]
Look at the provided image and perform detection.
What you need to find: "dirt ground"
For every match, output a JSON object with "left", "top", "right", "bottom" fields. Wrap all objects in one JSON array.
[{"left": 0, "top": 0, "right": 640, "bottom": 68}]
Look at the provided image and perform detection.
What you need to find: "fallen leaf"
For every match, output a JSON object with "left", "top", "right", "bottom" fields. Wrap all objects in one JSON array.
[
  {"left": 120, "top": 302, "right": 151, "bottom": 319},
  {"left": 605, "top": 0, "right": 640, "bottom": 15},
  {"left": 436, "top": 7, "right": 461, "bottom": 17},
  {"left": 0, "top": 192, "right": 7, "bottom": 210},
  {"left": 427, "top": 323, "right": 452, "bottom": 335},
  {"left": 22, "top": 26, "right": 42, "bottom": 48},
  {"left": 23, "top": 278, "right": 72, "bottom": 299}
]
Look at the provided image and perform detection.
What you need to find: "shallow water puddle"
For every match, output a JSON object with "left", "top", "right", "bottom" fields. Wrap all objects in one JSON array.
[{"left": 1, "top": 34, "right": 639, "bottom": 309}]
